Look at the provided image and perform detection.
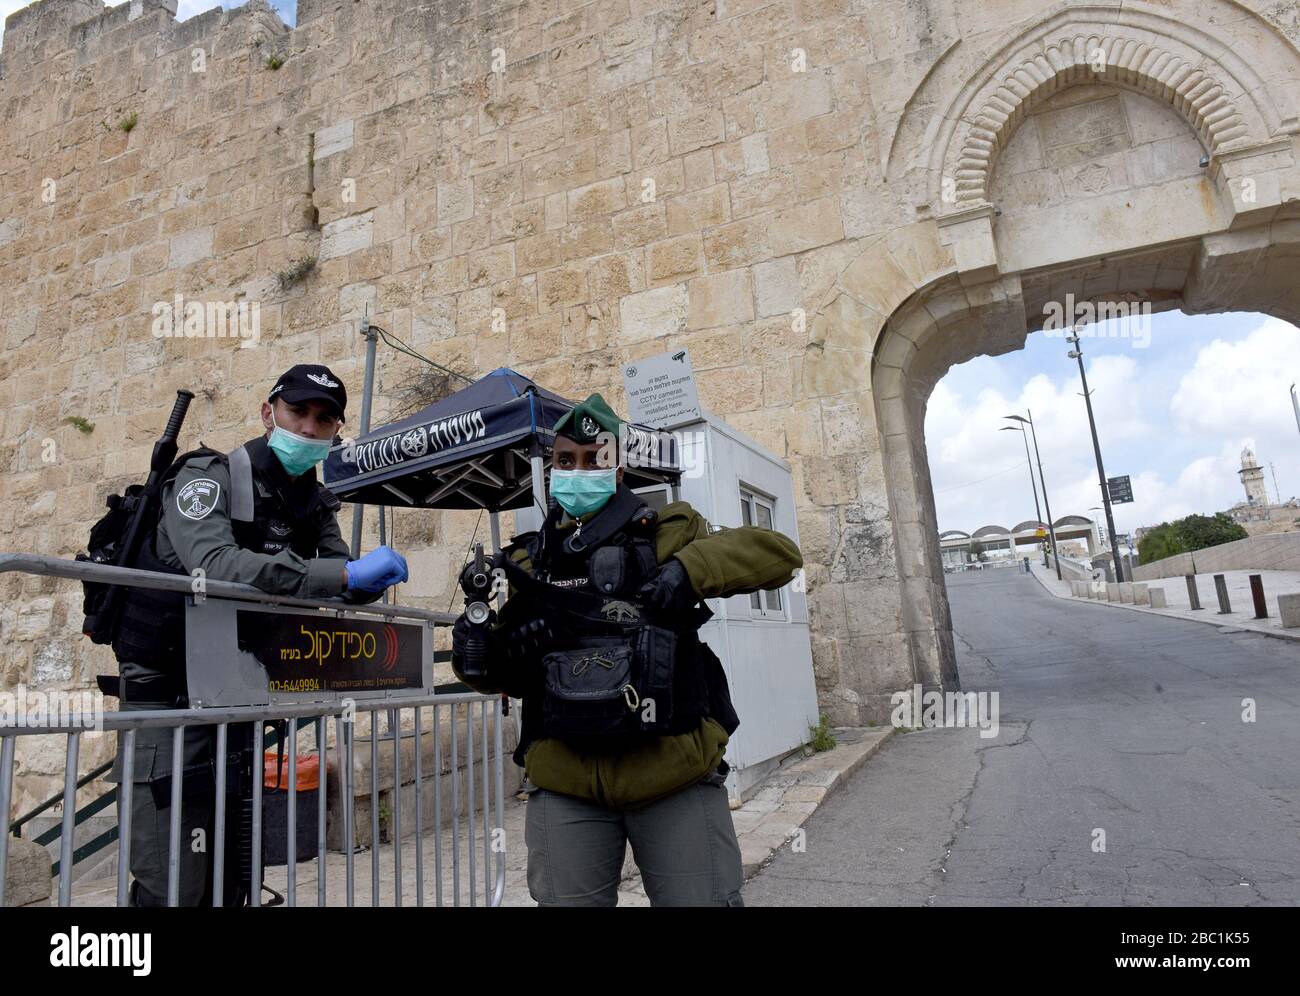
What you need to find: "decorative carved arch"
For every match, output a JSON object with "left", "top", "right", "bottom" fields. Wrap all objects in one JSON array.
[
  {"left": 950, "top": 36, "right": 1249, "bottom": 204},
  {"left": 921, "top": 3, "right": 1297, "bottom": 210}
]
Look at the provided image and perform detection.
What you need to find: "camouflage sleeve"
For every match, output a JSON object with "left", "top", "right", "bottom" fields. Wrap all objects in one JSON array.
[
  {"left": 654, "top": 500, "right": 803, "bottom": 599},
  {"left": 158, "top": 456, "right": 348, "bottom": 599}
]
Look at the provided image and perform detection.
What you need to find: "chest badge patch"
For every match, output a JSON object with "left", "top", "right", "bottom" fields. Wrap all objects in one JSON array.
[
  {"left": 176, "top": 478, "right": 221, "bottom": 521},
  {"left": 601, "top": 599, "right": 640, "bottom": 623}
]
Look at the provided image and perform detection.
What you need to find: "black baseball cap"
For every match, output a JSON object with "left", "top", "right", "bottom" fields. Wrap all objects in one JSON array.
[{"left": 268, "top": 364, "right": 347, "bottom": 420}]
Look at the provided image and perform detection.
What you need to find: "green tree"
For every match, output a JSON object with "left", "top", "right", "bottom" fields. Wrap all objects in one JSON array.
[
  {"left": 968, "top": 540, "right": 986, "bottom": 562},
  {"left": 1177, "top": 512, "right": 1248, "bottom": 550},
  {"left": 1138, "top": 521, "right": 1183, "bottom": 564},
  {"left": 1138, "top": 513, "right": 1248, "bottom": 564}
]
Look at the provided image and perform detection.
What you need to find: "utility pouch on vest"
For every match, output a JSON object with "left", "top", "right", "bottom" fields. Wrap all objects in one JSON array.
[
  {"left": 541, "top": 640, "right": 638, "bottom": 739},
  {"left": 540, "top": 623, "right": 678, "bottom": 742}
]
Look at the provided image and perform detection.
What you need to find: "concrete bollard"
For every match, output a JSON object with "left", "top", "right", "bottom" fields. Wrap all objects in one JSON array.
[
  {"left": 1119, "top": 582, "right": 1135, "bottom": 603},
  {"left": 1278, "top": 593, "right": 1300, "bottom": 628},
  {"left": 1134, "top": 583, "right": 1150, "bottom": 606},
  {"left": 1149, "top": 587, "right": 1167, "bottom": 608},
  {"left": 1186, "top": 574, "right": 1203, "bottom": 610},
  {"left": 1214, "top": 574, "right": 1232, "bottom": 614},
  {"left": 1070, "top": 581, "right": 1081, "bottom": 596},
  {"left": 1107, "top": 582, "right": 1120, "bottom": 601}
]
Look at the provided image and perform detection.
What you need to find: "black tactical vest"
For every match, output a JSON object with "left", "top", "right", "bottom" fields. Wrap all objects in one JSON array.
[
  {"left": 112, "top": 437, "right": 339, "bottom": 673},
  {"left": 499, "top": 486, "right": 739, "bottom": 765}
]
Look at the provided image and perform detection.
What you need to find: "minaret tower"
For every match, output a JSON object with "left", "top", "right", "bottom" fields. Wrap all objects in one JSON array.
[{"left": 1239, "top": 446, "right": 1268, "bottom": 504}]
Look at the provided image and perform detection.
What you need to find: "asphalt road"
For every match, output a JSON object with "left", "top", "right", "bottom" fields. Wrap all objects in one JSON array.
[{"left": 744, "top": 568, "right": 1300, "bottom": 905}]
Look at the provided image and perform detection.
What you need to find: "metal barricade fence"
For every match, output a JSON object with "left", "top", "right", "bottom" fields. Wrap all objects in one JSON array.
[{"left": 0, "top": 554, "right": 509, "bottom": 908}]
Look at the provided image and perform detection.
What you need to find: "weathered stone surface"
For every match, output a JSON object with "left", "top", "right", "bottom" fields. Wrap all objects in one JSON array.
[{"left": 2, "top": 0, "right": 1299, "bottom": 812}]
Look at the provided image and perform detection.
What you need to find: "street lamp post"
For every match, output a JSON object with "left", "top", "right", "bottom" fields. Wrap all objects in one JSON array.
[
  {"left": 1004, "top": 411, "right": 1062, "bottom": 581},
  {"left": 1000, "top": 423, "right": 1043, "bottom": 523},
  {"left": 1067, "top": 331, "right": 1126, "bottom": 582}
]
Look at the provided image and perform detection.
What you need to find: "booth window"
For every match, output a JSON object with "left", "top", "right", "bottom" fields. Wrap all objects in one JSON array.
[
  {"left": 632, "top": 483, "right": 672, "bottom": 511},
  {"left": 739, "top": 485, "right": 784, "bottom": 617}
]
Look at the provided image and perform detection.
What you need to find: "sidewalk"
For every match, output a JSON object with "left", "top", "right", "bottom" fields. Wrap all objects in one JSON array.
[
  {"left": 1029, "top": 564, "right": 1300, "bottom": 642},
  {"left": 61, "top": 727, "right": 893, "bottom": 907}
]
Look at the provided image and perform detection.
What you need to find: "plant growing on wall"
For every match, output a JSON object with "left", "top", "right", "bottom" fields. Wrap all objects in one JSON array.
[{"left": 276, "top": 255, "right": 317, "bottom": 290}]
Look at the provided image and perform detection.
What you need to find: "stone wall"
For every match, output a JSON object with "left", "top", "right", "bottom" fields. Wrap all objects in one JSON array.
[
  {"left": 1, "top": 0, "right": 1299, "bottom": 809},
  {"left": 1134, "top": 532, "right": 1300, "bottom": 580}
]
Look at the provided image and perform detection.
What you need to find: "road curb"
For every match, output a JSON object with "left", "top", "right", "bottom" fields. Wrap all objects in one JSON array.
[{"left": 1025, "top": 566, "right": 1300, "bottom": 646}]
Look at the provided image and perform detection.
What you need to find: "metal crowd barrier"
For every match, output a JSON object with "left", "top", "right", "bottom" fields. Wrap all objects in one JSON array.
[{"left": 0, "top": 554, "right": 508, "bottom": 908}]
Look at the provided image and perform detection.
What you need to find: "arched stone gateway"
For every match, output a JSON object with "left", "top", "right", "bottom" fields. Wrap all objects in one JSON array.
[
  {"left": 2, "top": 0, "right": 1299, "bottom": 789},
  {"left": 806, "top": 0, "right": 1300, "bottom": 719}
]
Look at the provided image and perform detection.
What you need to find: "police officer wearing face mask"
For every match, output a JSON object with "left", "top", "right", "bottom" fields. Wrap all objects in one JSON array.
[
  {"left": 451, "top": 393, "right": 803, "bottom": 906},
  {"left": 109, "top": 364, "right": 409, "bottom": 906}
]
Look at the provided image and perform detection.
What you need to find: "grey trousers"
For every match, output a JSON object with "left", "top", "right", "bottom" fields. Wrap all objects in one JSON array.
[
  {"left": 524, "top": 769, "right": 745, "bottom": 906},
  {"left": 107, "top": 668, "right": 253, "bottom": 907},
  {"left": 109, "top": 696, "right": 216, "bottom": 906}
]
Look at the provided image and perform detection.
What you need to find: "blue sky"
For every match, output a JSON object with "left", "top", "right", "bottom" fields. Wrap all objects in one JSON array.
[
  {"left": 926, "top": 311, "right": 1300, "bottom": 538},
  {"left": 0, "top": 1, "right": 297, "bottom": 44}
]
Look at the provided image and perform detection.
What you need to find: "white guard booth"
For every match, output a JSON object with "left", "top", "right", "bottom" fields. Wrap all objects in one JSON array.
[{"left": 515, "top": 410, "right": 819, "bottom": 800}]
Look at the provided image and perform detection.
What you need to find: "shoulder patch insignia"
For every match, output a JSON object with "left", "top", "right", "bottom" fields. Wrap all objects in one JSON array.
[{"left": 176, "top": 478, "right": 221, "bottom": 520}]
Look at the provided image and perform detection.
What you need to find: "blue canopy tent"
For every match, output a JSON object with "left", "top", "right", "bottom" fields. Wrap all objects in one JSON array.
[{"left": 322, "top": 369, "right": 682, "bottom": 542}]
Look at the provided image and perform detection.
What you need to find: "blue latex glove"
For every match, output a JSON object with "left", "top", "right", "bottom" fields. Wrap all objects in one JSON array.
[{"left": 345, "top": 546, "right": 409, "bottom": 592}]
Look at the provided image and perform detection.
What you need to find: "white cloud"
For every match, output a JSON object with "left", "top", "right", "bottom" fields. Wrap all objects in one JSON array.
[
  {"left": 925, "top": 354, "right": 1153, "bottom": 533},
  {"left": 927, "top": 313, "right": 1300, "bottom": 543},
  {"left": 1171, "top": 317, "right": 1300, "bottom": 436}
]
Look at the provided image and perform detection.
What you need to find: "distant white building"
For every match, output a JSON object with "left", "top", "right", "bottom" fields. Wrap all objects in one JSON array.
[{"left": 938, "top": 516, "right": 1101, "bottom": 567}]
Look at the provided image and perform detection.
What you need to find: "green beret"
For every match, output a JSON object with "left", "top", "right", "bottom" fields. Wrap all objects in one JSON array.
[{"left": 553, "top": 392, "right": 622, "bottom": 443}]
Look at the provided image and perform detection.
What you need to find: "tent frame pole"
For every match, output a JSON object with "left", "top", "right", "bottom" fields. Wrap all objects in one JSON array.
[{"left": 349, "top": 318, "right": 380, "bottom": 559}]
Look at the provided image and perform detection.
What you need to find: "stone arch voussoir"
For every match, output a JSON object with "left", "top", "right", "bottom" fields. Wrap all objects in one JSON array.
[{"left": 932, "top": 3, "right": 1294, "bottom": 211}]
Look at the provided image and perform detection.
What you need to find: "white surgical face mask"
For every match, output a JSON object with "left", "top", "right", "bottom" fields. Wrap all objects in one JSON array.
[{"left": 268, "top": 410, "right": 332, "bottom": 476}]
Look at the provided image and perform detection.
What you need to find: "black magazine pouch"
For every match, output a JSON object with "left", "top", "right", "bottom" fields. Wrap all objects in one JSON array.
[{"left": 541, "top": 639, "right": 640, "bottom": 739}]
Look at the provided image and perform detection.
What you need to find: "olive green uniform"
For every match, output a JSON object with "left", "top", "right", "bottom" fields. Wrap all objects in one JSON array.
[{"left": 454, "top": 497, "right": 802, "bottom": 905}]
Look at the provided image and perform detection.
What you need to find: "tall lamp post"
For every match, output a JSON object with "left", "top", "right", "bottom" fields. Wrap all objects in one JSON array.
[
  {"left": 1066, "top": 330, "right": 1126, "bottom": 582},
  {"left": 1000, "top": 421, "right": 1043, "bottom": 570},
  {"left": 1004, "top": 411, "right": 1061, "bottom": 581},
  {"left": 1000, "top": 422, "right": 1043, "bottom": 522}
]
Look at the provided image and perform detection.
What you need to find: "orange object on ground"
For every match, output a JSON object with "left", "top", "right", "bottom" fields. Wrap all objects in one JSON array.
[{"left": 263, "top": 751, "right": 321, "bottom": 792}]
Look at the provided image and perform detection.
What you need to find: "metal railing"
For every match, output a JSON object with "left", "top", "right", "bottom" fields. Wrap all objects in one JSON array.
[{"left": 0, "top": 554, "right": 509, "bottom": 908}]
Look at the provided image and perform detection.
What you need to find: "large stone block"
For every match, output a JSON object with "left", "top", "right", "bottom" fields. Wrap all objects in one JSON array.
[
  {"left": 619, "top": 283, "right": 688, "bottom": 342},
  {"left": 1278, "top": 593, "right": 1300, "bottom": 628},
  {"left": 687, "top": 268, "right": 753, "bottom": 329},
  {"left": 3, "top": 834, "right": 51, "bottom": 907}
]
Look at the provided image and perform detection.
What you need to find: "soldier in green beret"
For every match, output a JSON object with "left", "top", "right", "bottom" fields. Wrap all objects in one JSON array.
[{"left": 453, "top": 392, "right": 803, "bottom": 906}]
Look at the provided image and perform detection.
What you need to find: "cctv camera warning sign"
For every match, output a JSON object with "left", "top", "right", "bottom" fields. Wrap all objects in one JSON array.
[{"left": 623, "top": 348, "right": 702, "bottom": 429}]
